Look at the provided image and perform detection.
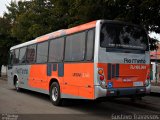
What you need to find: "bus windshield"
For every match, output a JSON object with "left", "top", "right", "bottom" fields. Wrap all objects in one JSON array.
[{"left": 100, "top": 23, "right": 149, "bottom": 51}]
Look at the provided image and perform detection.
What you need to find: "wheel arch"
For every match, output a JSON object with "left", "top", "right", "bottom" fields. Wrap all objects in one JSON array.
[{"left": 49, "top": 78, "right": 60, "bottom": 91}]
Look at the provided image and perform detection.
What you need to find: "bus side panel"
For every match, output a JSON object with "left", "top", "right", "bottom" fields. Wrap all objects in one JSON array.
[
  {"left": 8, "top": 65, "right": 31, "bottom": 88},
  {"left": 62, "top": 63, "right": 94, "bottom": 99},
  {"left": 28, "top": 64, "right": 48, "bottom": 90}
]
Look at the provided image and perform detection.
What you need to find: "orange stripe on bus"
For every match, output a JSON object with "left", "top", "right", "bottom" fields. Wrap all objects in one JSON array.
[
  {"left": 36, "top": 21, "right": 96, "bottom": 43},
  {"left": 65, "top": 21, "right": 96, "bottom": 34},
  {"left": 51, "top": 31, "right": 64, "bottom": 38},
  {"left": 36, "top": 36, "right": 49, "bottom": 42}
]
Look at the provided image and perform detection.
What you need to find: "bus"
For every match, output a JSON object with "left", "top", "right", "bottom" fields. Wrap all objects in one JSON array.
[{"left": 8, "top": 20, "right": 151, "bottom": 106}]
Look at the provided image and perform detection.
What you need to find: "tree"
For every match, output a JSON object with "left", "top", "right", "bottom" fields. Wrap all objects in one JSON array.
[
  {"left": 0, "top": 17, "right": 19, "bottom": 77},
  {"left": 149, "top": 37, "right": 159, "bottom": 51},
  {"left": 66, "top": 0, "right": 160, "bottom": 49},
  {"left": 4, "top": 0, "right": 57, "bottom": 42},
  {"left": 0, "top": 17, "right": 10, "bottom": 76},
  {"left": 2, "top": 0, "right": 160, "bottom": 53}
]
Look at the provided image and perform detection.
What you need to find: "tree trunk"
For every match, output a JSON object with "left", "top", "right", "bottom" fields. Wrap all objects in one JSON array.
[{"left": 0, "top": 64, "right": 2, "bottom": 77}]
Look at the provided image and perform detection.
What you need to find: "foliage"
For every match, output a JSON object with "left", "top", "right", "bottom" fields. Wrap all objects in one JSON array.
[
  {"left": 0, "top": 18, "right": 12, "bottom": 66},
  {"left": 3, "top": 0, "right": 160, "bottom": 42},
  {"left": 0, "top": 17, "right": 19, "bottom": 76}
]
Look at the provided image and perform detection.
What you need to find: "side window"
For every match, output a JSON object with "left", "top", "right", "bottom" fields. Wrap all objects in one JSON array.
[
  {"left": 86, "top": 29, "right": 95, "bottom": 60},
  {"left": 26, "top": 44, "right": 37, "bottom": 63},
  {"left": 36, "top": 42, "right": 48, "bottom": 63},
  {"left": 65, "top": 32, "right": 86, "bottom": 61},
  {"left": 8, "top": 51, "right": 14, "bottom": 65},
  {"left": 49, "top": 38, "right": 64, "bottom": 62},
  {"left": 13, "top": 49, "right": 19, "bottom": 64},
  {"left": 19, "top": 47, "right": 27, "bottom": 64}
]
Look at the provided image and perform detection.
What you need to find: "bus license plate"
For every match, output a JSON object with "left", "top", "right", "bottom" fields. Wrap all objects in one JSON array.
[{"left": 133, "top": 82, "right": 143, "bottom": 86}]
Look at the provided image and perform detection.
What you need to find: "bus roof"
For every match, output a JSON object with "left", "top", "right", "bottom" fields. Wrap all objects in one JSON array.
[{"left": 10, "top": 20, "right": 97, "bottom": 50}]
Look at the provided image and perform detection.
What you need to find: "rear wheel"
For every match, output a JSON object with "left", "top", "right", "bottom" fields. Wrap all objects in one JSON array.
[
  {"left": 14, "top": 77, "right": 20, "bottom": 92},
  {"left": 50, "top": 82, "right": 63, "bottom": 106}
]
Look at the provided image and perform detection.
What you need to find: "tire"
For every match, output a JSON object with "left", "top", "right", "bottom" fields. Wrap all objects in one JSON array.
[
  {"left": 14, "top": 77, "right": 20, "bottom": 92},
  {"left": 50, "top": 82, "right": 63, "bottom": 106}
]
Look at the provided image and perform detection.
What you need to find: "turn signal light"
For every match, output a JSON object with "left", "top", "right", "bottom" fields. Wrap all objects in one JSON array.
[
  {"left": 99, "top": 75, "right": 104, "bottom": 81},
  {"left": 98, "top": 69, "right": 103, "bottom": 75}
]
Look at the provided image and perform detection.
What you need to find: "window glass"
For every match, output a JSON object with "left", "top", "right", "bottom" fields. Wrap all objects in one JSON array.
[
  {"left": 65, "top": 32, "right": 86, "bottom": 61},
  {"left": 13, "top": 49, "right": 19, "bottom": 64},
  {"left": 49, "top": 37, "right": 64, "bottom": 62},
  {"left": 19, "top": 47, "right": 27, "bottom": 64},
  {"left": 26, "top": 44, "right": 36, "bottom": 63},
  {"left": 36, "top": 42, "right": 48, "bottom": 63},
  {"left": 9, "top": 51, "right": 14, "bottom": 65},
  {"left": 86, "top": 29, "right": 95, "bottom": 60}
]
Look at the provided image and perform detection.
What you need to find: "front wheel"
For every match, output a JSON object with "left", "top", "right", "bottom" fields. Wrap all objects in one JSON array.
[{"left": 50, "top": 82, "right": 63, "bottom": 106}]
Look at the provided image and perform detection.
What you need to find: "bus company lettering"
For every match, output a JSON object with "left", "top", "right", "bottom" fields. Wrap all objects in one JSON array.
[
  {"left": 130, "top": 65, "right": 146, "bottom": 70},
  {"left": 72, "top": 73, "right": 89, "bottom": 78},
  {"left": 16, "top": 68, "right": 28, "bottom": 74},
  {"left": 124, "top": 58, "right": 146, "bottom": 64}
]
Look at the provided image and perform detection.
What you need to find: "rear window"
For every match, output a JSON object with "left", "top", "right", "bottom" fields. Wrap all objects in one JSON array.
[{"left": 100, "top": 23, "right": 149, "bottom": 51}]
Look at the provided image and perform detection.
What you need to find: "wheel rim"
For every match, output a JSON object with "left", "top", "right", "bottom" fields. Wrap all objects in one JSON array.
[{"left": 52, "top": 87, "right": 58, "bottom": 101}]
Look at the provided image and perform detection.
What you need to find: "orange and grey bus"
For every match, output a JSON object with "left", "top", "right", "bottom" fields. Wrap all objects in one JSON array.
[{"left": 8, "top": 20, "right": 150, "bottom": 106}]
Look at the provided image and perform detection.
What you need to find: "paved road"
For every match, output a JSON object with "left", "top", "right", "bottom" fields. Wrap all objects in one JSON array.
[{"left": 0, "top": 79, "right": 160, "bottom": 120}]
